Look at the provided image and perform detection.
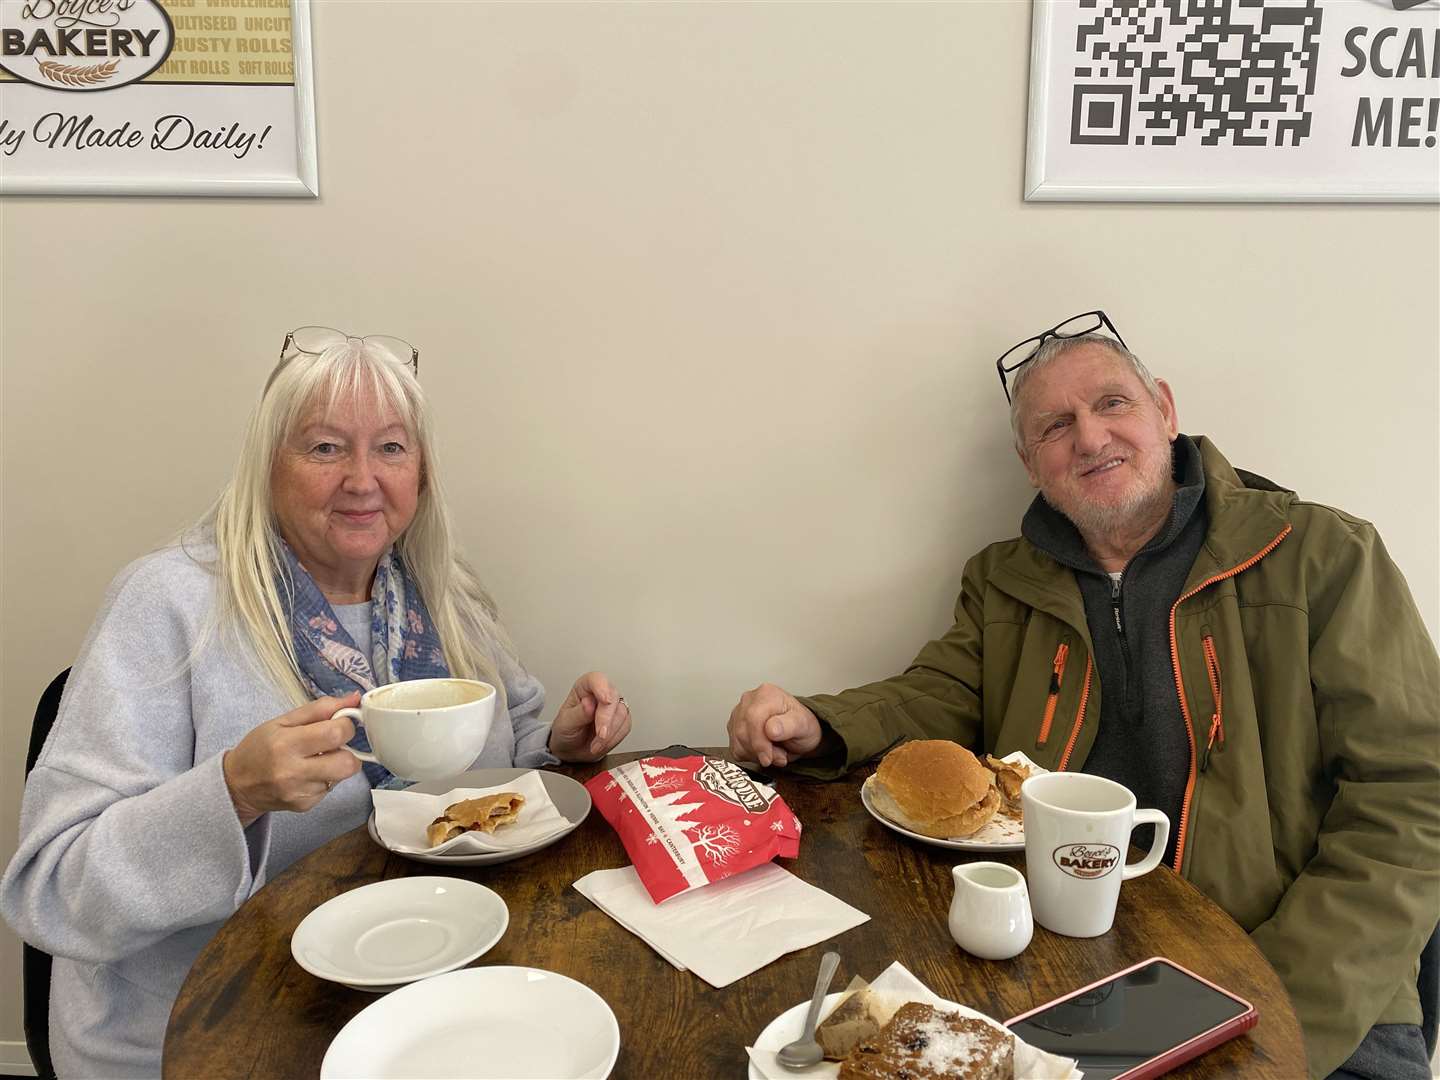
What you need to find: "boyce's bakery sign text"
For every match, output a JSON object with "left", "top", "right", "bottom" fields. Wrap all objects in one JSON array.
[
  {"left": 0, "top": 0, "right": 174, "bottom": 89},
  {"left": 0, "top": 0, "right": 313, "bottom": 194}
]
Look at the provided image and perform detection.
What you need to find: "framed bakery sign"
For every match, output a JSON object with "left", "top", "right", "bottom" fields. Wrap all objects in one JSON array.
[
  {"left": 0, "top": 0, "right": 316, "bottom": 195},
  {"left": 1025, "top": 0, "right": 1440, "bottom": 201}
]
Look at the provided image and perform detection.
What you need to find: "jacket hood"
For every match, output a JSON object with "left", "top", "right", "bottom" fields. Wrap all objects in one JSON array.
[
  {"left": 988, "top": 436, "right": 1296, "bottom": 621},
  {"left": 1187, "top": 435, "right": 1295, "bottom": 590}
]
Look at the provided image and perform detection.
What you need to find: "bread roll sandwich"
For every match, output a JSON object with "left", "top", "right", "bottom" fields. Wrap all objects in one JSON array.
[
  {"left": 426, "top": 792, "right": 524, "bottom": 846},
  {"left": 870, "top": 740, "right": 999, "bottom": 839}
]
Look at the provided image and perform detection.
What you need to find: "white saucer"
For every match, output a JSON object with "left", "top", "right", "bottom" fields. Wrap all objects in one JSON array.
[
  {"left": 321, "top": 966, "right": 620, "bottom": 1079},
  {"left": 858, "top": 751, "right": 1044, "bottom": 853},
  {"left": 291, "top": 877, "right": 508, "bottom": 992},
  {"left": 367, "top": 768, "right": 592, "bottom": 866}
]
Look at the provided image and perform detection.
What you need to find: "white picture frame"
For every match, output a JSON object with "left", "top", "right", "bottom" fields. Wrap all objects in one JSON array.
[
  {"left": 0, "top": 0, "right": 317, "bottom": 197},
  {"left": 1025, "top": 0, "right": 1440, "bottom": 203}
]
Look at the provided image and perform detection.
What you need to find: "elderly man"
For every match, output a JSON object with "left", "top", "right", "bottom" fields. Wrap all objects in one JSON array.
[{"left": 725, "top": 311, "right": 1440, "bottom": 1080}]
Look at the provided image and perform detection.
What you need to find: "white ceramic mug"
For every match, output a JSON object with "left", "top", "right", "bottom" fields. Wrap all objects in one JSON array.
[
  {"left": 1021, "top": 772, "right": 1170, "bottom": 938},
  {"left": 333, "top": 678, "right": 495, "bottom": 782},
  {"left": 948, "top": 862, "right": 1034, "bottom": 961}
]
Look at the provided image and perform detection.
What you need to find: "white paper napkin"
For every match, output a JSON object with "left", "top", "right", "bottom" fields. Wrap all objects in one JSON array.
[
  {"left": 573, "top": 863, "right": 870, "bottom": 988},
  {"left": 372, "top": 770, "right": 569, "bottom": 854},
  {"left": 745, "top": 960, "right": 1081, "bottom": 1079}
]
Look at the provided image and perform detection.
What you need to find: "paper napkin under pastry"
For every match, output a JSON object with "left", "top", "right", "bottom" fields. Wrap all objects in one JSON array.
[
  {"left": 372, "top": 770, "right": 570, "bottom": 855},
  {"left": 745, "top": 960, "right": 1081, "bottom": 1080},
  {"left": 573, "top": 863, "right": 869, "bottom": 987}
]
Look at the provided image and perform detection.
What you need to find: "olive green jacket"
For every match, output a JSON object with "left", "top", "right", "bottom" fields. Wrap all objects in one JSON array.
[{"left": 796, "top": 436, "right": 1440, "bottom": 1078}]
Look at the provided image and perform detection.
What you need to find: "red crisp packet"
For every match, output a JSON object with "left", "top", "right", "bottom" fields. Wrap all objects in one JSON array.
[{"left": 586, "top": 754, "right": 802, "bottom": 903}]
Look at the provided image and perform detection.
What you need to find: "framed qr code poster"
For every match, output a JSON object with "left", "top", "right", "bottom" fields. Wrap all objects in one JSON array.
[
  {"left": 0, "top": 0, "right": 316, "bottom": 196},
  {"left": 1026, "top": 0, "right": 1440, "bottom": 201}
]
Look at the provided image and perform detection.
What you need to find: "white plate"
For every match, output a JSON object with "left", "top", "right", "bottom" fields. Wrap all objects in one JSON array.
[
  {"left": 321, "top": 966, "right": 620, "bottom": 1079},
  {"left": 292, "top": 877, "right": 508, "bottom": 992},
  {"left": 747, "top": 990, "right": 964, "bottom": 1080},
  {"left": 367, "top": 768, "right": 592, "bottom": 866},
  {"left": 859, "top": 751, "right": 1045, "bottom": 852}
]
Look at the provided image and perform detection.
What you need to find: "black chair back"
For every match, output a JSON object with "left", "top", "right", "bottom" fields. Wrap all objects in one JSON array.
[
  {"left": 1421, "top": 917, "right": 1439, "bottom": 1060},
  {"left": 22, "top": 668, "right": 68, "bottom": 1080}
]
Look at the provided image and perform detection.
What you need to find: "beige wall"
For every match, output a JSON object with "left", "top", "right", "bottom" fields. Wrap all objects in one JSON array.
[{"left": 2, "top": 1, "right": 1437, "bottom": 1069}]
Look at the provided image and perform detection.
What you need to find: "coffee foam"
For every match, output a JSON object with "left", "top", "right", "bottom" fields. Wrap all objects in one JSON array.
[{"left": 370, "top": 679, "right": 493, "bottom": 710}]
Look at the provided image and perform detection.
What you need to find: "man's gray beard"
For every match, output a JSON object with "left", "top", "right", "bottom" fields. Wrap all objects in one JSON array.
[
  {"left": 1047, "top": 481, "right": 1175, "bottom": 543},
  {"left": 1041, "top": 446, "right": 1177, "bottom": 548}
]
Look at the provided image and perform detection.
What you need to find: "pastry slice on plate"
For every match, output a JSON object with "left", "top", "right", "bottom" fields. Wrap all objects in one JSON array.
[{"left": 426, "top": 793, "right": 525, "bottom": 846}]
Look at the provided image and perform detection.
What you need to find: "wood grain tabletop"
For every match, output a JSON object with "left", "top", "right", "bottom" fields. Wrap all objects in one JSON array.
[{"left": 163, "top": 749, "right": 1305, "bottom": 1079}]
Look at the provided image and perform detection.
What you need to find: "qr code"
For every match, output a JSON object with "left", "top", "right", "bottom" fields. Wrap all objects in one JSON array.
[{"left": 1071, "top": 0, "right": 1323, "bottom": 147}]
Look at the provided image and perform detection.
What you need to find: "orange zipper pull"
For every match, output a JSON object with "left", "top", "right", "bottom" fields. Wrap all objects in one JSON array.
[
  {"left": 1200, "top": 713, "right": 1224, "bottom": 772},
  {"left": 1036, "top": 643, "right": 1070, "bottom": 747}
]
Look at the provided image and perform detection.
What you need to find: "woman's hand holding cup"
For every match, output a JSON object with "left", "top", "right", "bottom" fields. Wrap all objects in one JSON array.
[{"left": 223, "top": 692, "right": 363, "bottom": 827}]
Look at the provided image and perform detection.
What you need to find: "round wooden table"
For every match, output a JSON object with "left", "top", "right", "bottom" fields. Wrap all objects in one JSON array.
[{"left": 164, "top": 750, "right": 1306, "bottom": 1078}]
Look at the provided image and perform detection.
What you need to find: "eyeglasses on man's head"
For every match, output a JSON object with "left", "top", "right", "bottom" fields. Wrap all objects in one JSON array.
[{"left": 995, "top": 311, "right": 1126, "bottom": 404}]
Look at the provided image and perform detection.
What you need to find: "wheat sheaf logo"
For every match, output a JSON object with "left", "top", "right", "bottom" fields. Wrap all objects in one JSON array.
[
  {"left": 0, "top": 0, "right": 174, "bottom": 92},
  {"left": 37, "top": 58, "right": 118, "bottom": 86}
]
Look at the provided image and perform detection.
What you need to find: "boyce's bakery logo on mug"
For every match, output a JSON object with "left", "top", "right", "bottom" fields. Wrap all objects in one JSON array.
[
  {"left": 1053, "top": 843, "right": 1121, "bottom": 880},
  {"left": 0, "top": 0, "right": 174, "bottom": 91}
]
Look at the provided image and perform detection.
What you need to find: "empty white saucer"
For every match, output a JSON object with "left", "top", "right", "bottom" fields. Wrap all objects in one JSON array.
[
  {"left": 292, "top": 877, "right": 508, "bottom": 992},
  {"left": 321, "top": 966, "right": 620, "bottom": 1078}
]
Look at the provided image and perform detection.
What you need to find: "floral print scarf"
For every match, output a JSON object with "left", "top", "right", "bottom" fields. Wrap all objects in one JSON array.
[{"left": 281, "top": 542, "right": 449, "bottom": 788}]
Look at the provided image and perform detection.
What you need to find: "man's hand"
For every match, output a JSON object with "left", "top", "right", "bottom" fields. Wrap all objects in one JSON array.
[
  {"left": 727, "top": 683, "right": 823, "bottom": 768},
  {"left": 222, "top": 692, "right": 363, "bottom": 827}
]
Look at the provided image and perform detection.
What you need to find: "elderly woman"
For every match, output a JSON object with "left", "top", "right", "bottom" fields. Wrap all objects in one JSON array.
[{"left": 1, "top": 328, "right": 633, "bottom": 1078}]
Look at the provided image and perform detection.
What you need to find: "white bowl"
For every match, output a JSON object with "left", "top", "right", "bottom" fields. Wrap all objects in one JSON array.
[{"left": 321, "top": 966, "right": 620, "bottom": 1078}]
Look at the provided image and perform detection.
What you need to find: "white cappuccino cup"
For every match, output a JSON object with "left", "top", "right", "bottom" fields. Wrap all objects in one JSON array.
[
  {"left": 1021, "top": 772, "right": 1170, "bottom": 938},
  {"left": 333, "top": 678, "right": 495, "bottom": 782}
]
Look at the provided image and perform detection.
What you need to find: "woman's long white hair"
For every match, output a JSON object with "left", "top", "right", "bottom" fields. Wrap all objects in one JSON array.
[{"left": 194, "top": 339, "right": 510, "bottom": 709}]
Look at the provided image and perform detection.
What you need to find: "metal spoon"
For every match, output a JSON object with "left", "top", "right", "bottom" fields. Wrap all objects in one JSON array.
[{"left": 776, "top": 950, "right": 841, "bottom": 1070}]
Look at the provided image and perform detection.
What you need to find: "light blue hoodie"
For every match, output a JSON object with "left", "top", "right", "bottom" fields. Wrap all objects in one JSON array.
[{"left": 1, "top": 537, "right": 552, "bottom": 1078}]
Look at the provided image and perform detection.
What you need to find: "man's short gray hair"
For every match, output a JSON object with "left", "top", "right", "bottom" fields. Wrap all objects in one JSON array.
[{"left": 1009, "top": 333, "right": 1164, "bottom": 455}]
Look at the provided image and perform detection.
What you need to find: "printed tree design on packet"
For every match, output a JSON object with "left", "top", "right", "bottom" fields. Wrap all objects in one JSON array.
[
  {"left": 637, "top": 760, "right": 692, "bottom": 795},
  {"left": 646, "top": 790, "right": 704, "bottom": 839},
  {"left": 637, "top": 761, "right": 688, "bottom": 780},
  {"left": 689, "top": 824, "right": 741, "bottom": 865},
  {"left": 584, "top": 754, "right": 804, "bottom": 903}
]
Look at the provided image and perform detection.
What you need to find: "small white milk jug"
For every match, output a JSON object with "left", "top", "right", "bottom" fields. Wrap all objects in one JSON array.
[{"left": 948, "top": 862, "right": 1034, "bottom": 961}]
